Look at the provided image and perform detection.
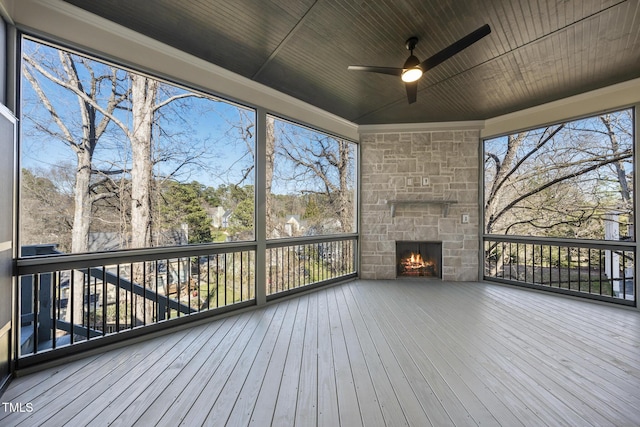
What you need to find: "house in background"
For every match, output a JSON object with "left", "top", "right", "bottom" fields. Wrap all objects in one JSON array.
[{"left": 210, "top": 206, "right": 233, "bottom": 229}]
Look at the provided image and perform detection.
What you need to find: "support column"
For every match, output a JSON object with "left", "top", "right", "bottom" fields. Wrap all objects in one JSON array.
[
  {"left": 255, "top": 108, "right": 267, "bottom": 305},
  {"left": 634, "top": 103, "right": 640, "bottom": 311}
]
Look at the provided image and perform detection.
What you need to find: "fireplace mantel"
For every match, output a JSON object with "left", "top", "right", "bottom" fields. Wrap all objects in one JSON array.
[{"left": 386, "top": 199, "right": 457, "bottom": 217}]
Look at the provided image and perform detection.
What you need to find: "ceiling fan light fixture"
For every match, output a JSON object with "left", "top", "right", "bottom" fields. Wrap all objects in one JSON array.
[
  {"left": 401, "top": 52, "right": 422, "bottom": 82},
  {"left": 401, "top": 67, "right": 423, "bottom": 82}
]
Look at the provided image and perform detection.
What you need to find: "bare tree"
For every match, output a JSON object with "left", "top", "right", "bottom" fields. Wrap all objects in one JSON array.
[
  {"left": 275, "top": 126, "right": 355, "bottom": 234},
  {"left": 23, "top": 48, "right": 128, "bottom": 325},
  {"left": 124, "top": 75, "right": 211, "bottom": 323},
  {"left": 265, "top": 116, "right": 276, "bottom": 234},
  {"left": 484, "top": 117, "right": 632, "bottom": 236},
  {"left": 23, "top": 50, "right": 127, "bottom": 253},
  {"left": 217, "top": 109, "right": 269, "bottom": 236},
  {"left": 600, "top": 112, "right": 633, "bottom": 237},
  {"left": 484, "top": 112, "right": 634, "bottom": 275},
  {"left": 23, "top": 43, "right": 209, "bottom": 325}
]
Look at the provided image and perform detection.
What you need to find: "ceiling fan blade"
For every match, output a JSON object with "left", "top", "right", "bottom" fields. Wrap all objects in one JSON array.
[
  {"left": 420, "top": 24, "right": 491, "bottom": 71},
  {"left": 405, "top": 81, "right": 418, "bottom": 104},
  {"left": 348, "top": 65, "right": 403, "bottom": 76}
]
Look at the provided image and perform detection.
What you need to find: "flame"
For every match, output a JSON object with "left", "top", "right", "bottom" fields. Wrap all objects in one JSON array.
[
  {"left": 402, "top": 252, "right": 434, "bottom": 268},
  {"left": 399, "top": 250, "right": 437, "bottom": 276}
]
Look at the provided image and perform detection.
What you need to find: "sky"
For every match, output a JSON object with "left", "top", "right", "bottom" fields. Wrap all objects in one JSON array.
[
  {"left": 20, "top": 37, "right": 357, "bottom": 197},
  {"left": 20, "top": 37, "right": 256, "bottom": 190}
]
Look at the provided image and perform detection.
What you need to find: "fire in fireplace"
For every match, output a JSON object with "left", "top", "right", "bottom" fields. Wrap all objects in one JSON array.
[{"left": 396, "top": 241, "right": 442, "bottom": 278}]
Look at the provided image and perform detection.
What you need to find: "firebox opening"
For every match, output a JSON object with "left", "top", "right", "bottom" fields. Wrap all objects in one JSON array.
[{"left": 396, "top": 241, "right": 442, "bottom": 278}]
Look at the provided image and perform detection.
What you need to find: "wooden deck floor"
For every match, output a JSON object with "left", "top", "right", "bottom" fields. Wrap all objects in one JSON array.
[{"left": 2, "top": 279, "right": 640, "bottom": 426}]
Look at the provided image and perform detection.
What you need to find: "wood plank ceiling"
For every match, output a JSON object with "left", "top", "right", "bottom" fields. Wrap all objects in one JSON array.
[{"left": 62, "top": 0, "right": 640, "bottom": 125}]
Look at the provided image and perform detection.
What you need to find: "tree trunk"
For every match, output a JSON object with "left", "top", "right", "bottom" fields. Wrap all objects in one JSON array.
[
  {"left": 265, "top": 116, "right": 276, "bottom": 236},
  {"left": 338, "top": 140, "right": 352, "bottom": 233},
  {"left": 130, "top": 75, "right": 158, "bottom": 325},
  {"left": 70, "top": 152, "right": 92, "bottom": 253},
  {"left": 130, "top": 75, "right": 157, "bottom": 250},
  {"left": 68, "top": 149, "right": 93, "bottom": 326},
  {"left": 601, "top": 114, "right": 633, "bottom": 238}
]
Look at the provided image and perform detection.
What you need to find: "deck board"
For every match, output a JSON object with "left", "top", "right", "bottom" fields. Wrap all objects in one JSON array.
[
  {"left": 326, "top": 287, "right": 363, "bottom": 427},
  {"left": 294, "top": 291, "right": 318, "bottom": 427},
  {"left": 316, "top": 288, "right": 340, "bottom": 426},
  {"left": 395, "top": 286, "right": 544, "bottom": 425},
  {"left": 226, "top": 301, "right": 292, "bottom": 426},
  {"left": 2, "top": 280, "right": 640, "bottom": 426},
  {"left": 469, "top": 292, "right": 637, "bottom": 424},
  {"left": 352, "top": 282, "right": 460, "bottom": 426},
  {"left": 132, "top": 315, "right": 241, "bottom": 426},
  {"left": 349, "top": 283, "right": 431, "bottom": 426},
  {"left": 362, "top": 282, "right": 517, "bottom": 426},
  {"left": 80, "top": 327, "right": 208, "bottom": 426},
  {"left": 182, "top": 305, "right": 280, "bottom": 426},
  {"left": 248, "top": 298, "right": 298, "bottom": 426},
  {"left": 267, "top": 296, "right": 307, "bottom": 427},
  {"left": 106, "top": 319, "right": 228, "bottom": 426},
  {"left": 333, "top": 285, "right": 384, "bottom": 427},
  {"left": 156, "top": 310, "right": 255, "bottom": 425},
  {"left": 405, "top": 282, "right": 604, "bottom": 425}
]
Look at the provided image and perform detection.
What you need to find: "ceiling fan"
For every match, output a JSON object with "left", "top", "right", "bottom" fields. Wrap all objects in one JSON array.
[{"left": 348, "top": 24, "right": 491, "bottom": 104}]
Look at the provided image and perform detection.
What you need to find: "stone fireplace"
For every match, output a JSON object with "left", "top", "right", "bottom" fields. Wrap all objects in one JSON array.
[
  {"left": 359, "top": 127, "right": 480, "bottom": 281},
  {"left": 396, "top": 241, "right": 442, "bottom": 278}
]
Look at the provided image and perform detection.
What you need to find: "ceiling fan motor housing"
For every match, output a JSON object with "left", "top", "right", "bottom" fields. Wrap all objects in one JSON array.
[
  {"left": 405, "top": 36, "right": 419, "bottom": 51},
  {"left": 403, "top": 54, "right": 420, "bottom": 69}
]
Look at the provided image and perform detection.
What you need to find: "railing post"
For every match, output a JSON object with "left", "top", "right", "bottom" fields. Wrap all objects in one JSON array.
[{"left": 37, "top": 272, "right": 52, "bottom": 345}]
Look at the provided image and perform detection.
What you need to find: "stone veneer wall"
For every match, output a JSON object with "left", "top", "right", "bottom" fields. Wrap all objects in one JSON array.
[{"left": 360, "top": 129, "right": 480, "bottom": 281}]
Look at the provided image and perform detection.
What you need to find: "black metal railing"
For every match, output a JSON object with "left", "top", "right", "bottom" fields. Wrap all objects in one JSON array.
[
  {"left": 18, "top": 242, "right": 257, "bottom": 357},
  {"left": 484, "top": 235, "right": 636, "bottom": 305},
  {"left": 266, "top": 235, "right": 357, "bottom": 297},
  {"left": 17, "top": 234, "right": 358, "bottom": 359}
]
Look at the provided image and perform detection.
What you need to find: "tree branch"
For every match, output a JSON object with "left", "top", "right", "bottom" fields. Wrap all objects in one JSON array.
[{"left": 488, "top": 150, "right": 632, "bottom": 232}]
